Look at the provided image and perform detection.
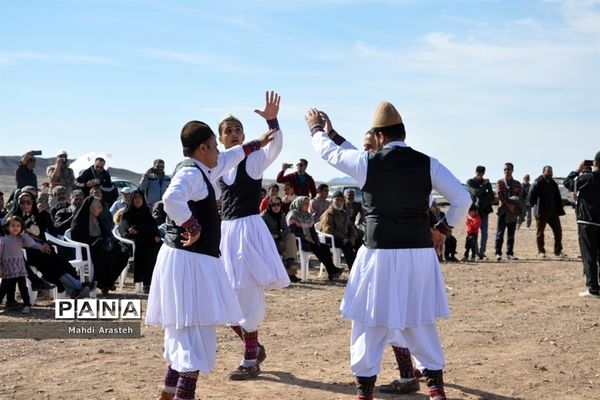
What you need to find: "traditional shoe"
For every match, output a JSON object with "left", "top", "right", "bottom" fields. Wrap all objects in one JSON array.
[
  {"left": 257, "top": 344, "right": 267, "bottom": 365},
  {"left": 428, "top": 386, "right": 447, "bottom": 400},
  {"left": 228, "top": 364, "right": 260, "bottom": 380},
  {"left": 158, "top": 388, "right": 175, "bottom": 400},
  {"left": 379, "top": 378, "right": 420, "bottom": 394}
]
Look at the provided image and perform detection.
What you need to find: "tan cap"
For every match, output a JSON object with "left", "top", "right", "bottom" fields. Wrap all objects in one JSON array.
[{"left": 372, "top": 101, "right": 403, "bottom": 128}]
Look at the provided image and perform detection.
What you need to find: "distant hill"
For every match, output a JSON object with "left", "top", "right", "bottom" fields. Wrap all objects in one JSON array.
[{"left": 0, "top": 156, "right": 143, "bottom": 196}]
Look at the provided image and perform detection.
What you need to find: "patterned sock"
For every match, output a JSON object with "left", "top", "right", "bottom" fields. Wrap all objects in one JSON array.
[
  {"left": 242, "top": 329, "right": 259, "bottom": 361},
  {"left": 175, "top": 371, "right": 199, "bottom": 400},
  {"left": 163, "top": 365, "right": 179, "bottom": 394},
  {"left": 231, "top": 325, "right": 244, "bottom": 341},
  {"left": 356, "top": 375, "right": 377, "bottom": 400},
  {"left": 392, "top": 346, "right": 415, "bottom": 379},
  {"left": 423, "top": 369, "right": 446, "bottom": 398}
]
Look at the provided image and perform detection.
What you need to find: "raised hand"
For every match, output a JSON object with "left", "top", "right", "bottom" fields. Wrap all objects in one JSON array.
[
  {"left": 257, "top": 129, "right": 277, "bottom": 147},
  {"left": 254, "top": 90, "right": 281, "bottom": 120},
  {"left": 305, "top": 108, "right": 324, "bottom": 132},
  {"left": 319, "top": 111, "right": 333, "bottom": 134}
]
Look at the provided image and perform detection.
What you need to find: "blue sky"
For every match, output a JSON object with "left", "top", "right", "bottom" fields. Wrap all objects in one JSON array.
[{"left": 1, "top": 0, "right": 598, "bottom": 184}]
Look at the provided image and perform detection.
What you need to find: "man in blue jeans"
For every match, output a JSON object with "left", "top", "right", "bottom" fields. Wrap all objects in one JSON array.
[
  {"left": 466, "top": 166, "right": 495, "bottom": 260},
  {"left": 494, "top": 163, "right": 523, "bottom": 261}
]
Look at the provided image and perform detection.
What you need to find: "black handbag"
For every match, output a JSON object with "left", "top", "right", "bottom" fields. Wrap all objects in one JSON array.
[{"left": 100, "top": 236, "right": 116, "bottom": 253}]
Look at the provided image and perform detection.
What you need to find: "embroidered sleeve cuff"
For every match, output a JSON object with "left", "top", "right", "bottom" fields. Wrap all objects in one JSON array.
[
  {"left": 310, "top": 125, "right": 324, "bottom": 135},
  {"left": 182, "top": 217, "right": 201, "bottom": 236},
  {"left": 328, "top": 129, "right": 346, "bottom": 146},
  {"left": 267, "top": 118, "right": 279, "bottom": 130},
  {"left": 242, "top": 140, "right": 261, "bottom": 156}
]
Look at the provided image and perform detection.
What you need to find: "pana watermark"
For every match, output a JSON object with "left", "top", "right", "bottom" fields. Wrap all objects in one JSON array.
[{"left": 55, "top": 299, "right": 142, "bottom": 320}]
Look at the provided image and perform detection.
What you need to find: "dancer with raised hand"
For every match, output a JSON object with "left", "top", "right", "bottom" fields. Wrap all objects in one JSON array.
[
  {"left": 146, "top": 120, "right": 275, "bottom": 400},
  {"left": 306, "top": 103, "right": 471, "bottom": 400},
  {"left": 218, "top": 91, "right": 291, "bottom": 381}
]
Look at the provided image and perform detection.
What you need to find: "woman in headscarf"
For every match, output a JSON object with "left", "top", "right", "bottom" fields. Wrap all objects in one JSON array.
[
  {"left": 260, "top": 196, "right": 300, "bottom": 283},
  {"left": 4, "top": 189, "right": 90, "bottom": 298},
  {"left": 118, "top": 190, "right": 162, "bottom": 294},
  {"left": 71, "top": 196, "right": 129, "bottom": 296},
  {"left": 286, "top": 196, "right": 342, "bottom": 281}
]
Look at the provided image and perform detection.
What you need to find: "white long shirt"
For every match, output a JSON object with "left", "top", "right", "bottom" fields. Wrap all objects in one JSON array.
[
  {"left": 163, "top": 146, "right": 245, "bottom": 226},
  {"left": 311, "top": 131, "right": 471, "bottom": 228}
]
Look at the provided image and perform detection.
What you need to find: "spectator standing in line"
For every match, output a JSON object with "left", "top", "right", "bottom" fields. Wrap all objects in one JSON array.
[
  {"left": 139, "top": 159, "right": 171, "bottom": 207},
  {"left": 463, "top": 205, "right": 481, "bottom": 262},
  {"left": 564, "top": 155, "right": 600, "bottom": 298},
  {"left": 466, "top": 166, "right": 495, "bottom": 260},
  {"left": 15, "top": 150, "right": 38, "bottom": 189},
  {"left": 276, "top": 158, "right": 317, "bottom": 198},
  {"left": 495, "top": 162, "right": 523, "bottom": 262},
  {"left": 529, "top": 166, "right": 566, "bottom": 258},
  {"left": 259, "top": 183, "right": 279, "bottom": 213},
  {"left": 518, "top": 174, "right": 532, "bottom": 229},
  {"left": 309, "top": 183, "right": 330, "bottom": 223},
  {"left": 46, "top": 150, "right": 75, "bottom": 197}
]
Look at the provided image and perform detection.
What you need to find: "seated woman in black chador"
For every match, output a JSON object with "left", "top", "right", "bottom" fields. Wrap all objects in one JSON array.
[
  {"left": 118, "top": 190, "right": 162, "bottom": 294},
  {"left": 71, "top": 196, "right": 129, "bottom": 296}
]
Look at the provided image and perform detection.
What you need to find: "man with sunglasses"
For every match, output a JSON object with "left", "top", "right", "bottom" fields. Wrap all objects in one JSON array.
[{"left": 75, "top": 157, "right": 114, "bottom": 201}]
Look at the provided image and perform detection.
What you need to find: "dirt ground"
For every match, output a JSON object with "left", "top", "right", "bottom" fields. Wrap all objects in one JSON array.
[{"left": 0, "top": 207, "right": 598, "bottom": 400}]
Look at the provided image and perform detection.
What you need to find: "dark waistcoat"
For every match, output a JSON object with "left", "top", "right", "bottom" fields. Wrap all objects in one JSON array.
[
  {"left": 219, "top": 159, "right": 262, "bottom": 220},
  {"left": 362, "top": 146, "right": 433, "bottom": 249}
]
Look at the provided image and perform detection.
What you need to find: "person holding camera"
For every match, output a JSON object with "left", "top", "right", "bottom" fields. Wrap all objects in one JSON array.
[
  {"left": 564, "top": 153, "right": 600, "bottom": 299},
  {"left": 15, "top": 150, "right": 39, "bottom": 190},
  {"left": 276, "top": 158, "right": 317, "bottom": 198},
  {"left": 46, "top": 150, "right": 75, "bottom": 197}
]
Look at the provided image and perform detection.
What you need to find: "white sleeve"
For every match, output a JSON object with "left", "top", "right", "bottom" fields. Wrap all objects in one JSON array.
[
  {"left": 311, "top": 131, "right": 368, "bottom": 187},
  {"left": 430, "top": 157, "right": 471, "bottom": 228},
  {"left": 162, "top": 167, "right": 209, "bottom": 225},
  {"left": 245, "top": 129, "right": 283, "bottom": 180},
  {"left": 208, "top": 145, "right": 245, "bottom": 182}
]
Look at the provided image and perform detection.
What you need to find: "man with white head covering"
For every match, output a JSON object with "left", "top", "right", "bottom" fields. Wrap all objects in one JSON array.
[
  {"left": 217, "top": 91, "right": 290, "bottom": 381},
  {"left": 306, "top": 102, "right": 471, "bottom": 400}
]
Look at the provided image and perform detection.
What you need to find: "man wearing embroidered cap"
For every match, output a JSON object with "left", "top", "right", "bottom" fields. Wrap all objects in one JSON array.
[
  {"left": 306, "top": 101, "right": 471, "bottom": 400},
  {"left": 217, "top": 91, "right": 290, "bottom": 381},
  {"left": 146, "top": 118, "right": 275, "bottom": 400}
]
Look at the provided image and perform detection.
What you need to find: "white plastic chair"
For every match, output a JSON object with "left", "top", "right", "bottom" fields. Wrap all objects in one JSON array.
[
  {"left": 314, "top": 222, "right": 343, "bottom": 278},
  {"left": 112, "top": 226, "right": 135, "bottom": 291},
  {"left": 296, "top": 236, "right": 312, "bottom": 282},
  {"left": 62, "top": 229, "right": 96, "bottom": 299}
]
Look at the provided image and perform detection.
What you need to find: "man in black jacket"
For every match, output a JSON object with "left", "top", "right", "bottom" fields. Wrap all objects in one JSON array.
[
  {"left": 564, "top": 153, "right": 600, "bottom": 298},
  {"left": 529, "top": 166, "right": 566, "bottom": 258}
]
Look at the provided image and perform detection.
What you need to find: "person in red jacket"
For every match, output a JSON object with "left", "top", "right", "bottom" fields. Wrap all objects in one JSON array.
[
  {"left": 463, "top": 205, "right": 481, "bottom": 261},
  {"left": 276, "top": 158, "right": 317, "bottom": 198}
]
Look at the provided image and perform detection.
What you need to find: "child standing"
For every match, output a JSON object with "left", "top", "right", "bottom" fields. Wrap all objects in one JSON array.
[
  {"left": 463, "top": 205, "right": 481, "bottom": 261},
  {"left": 0, "top": 215, "right": 42, "bottom": 314}
]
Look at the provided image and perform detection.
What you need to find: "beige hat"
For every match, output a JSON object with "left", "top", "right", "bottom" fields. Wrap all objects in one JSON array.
[{"left": 372, "top": 101, "right": 403, "bottom": 128}]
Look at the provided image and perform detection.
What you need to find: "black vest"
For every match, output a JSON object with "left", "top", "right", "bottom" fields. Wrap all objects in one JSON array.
[
  {"left": 362, "top": 146, "right": 433, "bottom": 249},
  {"left": 219, "top": 159, "right": 262, "bottom": 220},
  {"left": 163, "top": 159, "right": 220, "bottom": 257}
]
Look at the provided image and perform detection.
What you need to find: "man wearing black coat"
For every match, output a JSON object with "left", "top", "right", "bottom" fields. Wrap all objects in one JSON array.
[
  {"left": 529, "top": 166, "right": 566, "bottom": 258},
  {"left": 466, "top": 166, "right": 495, "bottom": 260},
  {"left": 564, "top": 153, "right": 600, "bottom": 298}
]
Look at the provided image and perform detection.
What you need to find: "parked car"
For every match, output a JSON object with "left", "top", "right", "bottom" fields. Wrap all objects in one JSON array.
[
  {"left": 553, "top": 177, "right": 575, "bottom": 205},
  {"left": 327, "top": 185, "right": 363, "bottom": 203},
  {"left": 112, "top": 177, "right": 139, "bottom": 192}
]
